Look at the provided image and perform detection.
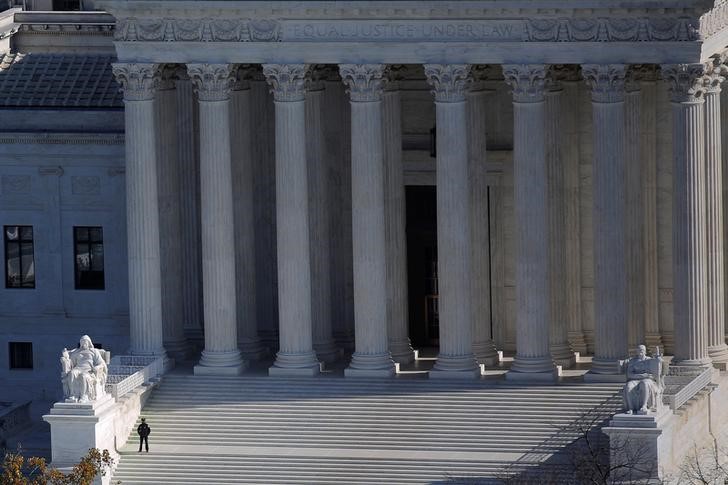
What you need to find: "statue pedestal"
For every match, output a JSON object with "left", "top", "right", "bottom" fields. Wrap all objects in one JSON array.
[
  {"left": 42, "top": 394, "right": 117, "bottom": 485},
  {"left": 602, "top": 409, "right": 669, "bottom": 484}
]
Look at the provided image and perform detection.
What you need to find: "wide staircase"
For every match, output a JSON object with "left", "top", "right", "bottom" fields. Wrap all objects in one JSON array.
[{"left": 112, "top": 374, "right": 623, "bottom": 485}]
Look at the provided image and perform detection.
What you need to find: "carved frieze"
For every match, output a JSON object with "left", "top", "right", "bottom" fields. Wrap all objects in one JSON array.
[
  {"left": 113, "top": 16, "right": 702, "bottom": 43},
  {"left": 1, "top": 175, "right": 31, "bottom": 194},
  {"left": 71, "top": 176, "right": 101, "bottom": 195}
]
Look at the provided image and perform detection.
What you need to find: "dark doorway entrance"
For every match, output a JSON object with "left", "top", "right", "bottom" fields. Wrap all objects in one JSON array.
[{"left": 406, "top": 185, "right": 438, "bottom": 347}]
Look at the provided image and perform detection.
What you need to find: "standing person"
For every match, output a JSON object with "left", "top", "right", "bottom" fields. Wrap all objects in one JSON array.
[{"left": 137, "top": 417, "right": 151, "bottom": 452}]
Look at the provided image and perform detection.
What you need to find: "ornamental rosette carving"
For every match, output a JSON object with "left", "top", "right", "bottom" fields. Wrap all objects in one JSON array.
[
  {"left": 111, "top": 63, "right": 161, "bottom": 102},
  {"left": 424, "top": 64, "right": 472, "bottom": 103},
  {"left": 262, "top": 64, "right": 310, "bottom": 102},
  {"left": 187, "top": 64, "right": 235, "bottom": 102},
  {"left": 661, "top": 64, "right": 706, "bottom": 103},
  {"left": 339, "top": 64, "right": 388, "bottom": 102},
  {"left": 582, "top": 64, "right": 627, "bottom": 103},
  {"left": 502, "top": 64, "right": 548, "bottom": 103},
  {"left": 526, "top": 17, "right": 699, "bottom": 43}
]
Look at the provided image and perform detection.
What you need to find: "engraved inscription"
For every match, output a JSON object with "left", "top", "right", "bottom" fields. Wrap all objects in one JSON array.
[
  {"left": 1, "top": 175, "right": 31, "bottom": 194},
  {"left": 283, "top": 20, "right": 524, "bottom": 42}
]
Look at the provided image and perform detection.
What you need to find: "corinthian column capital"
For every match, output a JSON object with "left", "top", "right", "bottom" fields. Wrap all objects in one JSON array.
[
  {"left": 582, "top": 64, "right": 627, "bottom": 103},
  {"left": 339, "top": 64, "right": 388, "bottom": 102},
  {"left": 112, "top": 63, "right": 161, "bottom": 101},
  {"left": 187, "top": 63, "right": 235, "bottom": 102},
  {"left": 661, "top": 63, "right": 706, "bottom": 103},
  {"left": 502, "top": 64, "right": 548, "bottom": 103},
  {"left": 262, "top": 64, "right": 311, "bottom": 102},
  {"left": 424, "top": 64, "right": 472, "bottom": 103}
]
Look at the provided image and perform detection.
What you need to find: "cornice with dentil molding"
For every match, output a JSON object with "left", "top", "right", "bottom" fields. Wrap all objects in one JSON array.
[
  {"left": 111, "top": 63, "right": 161, "bottom": 101},
  {"left": 339, "top": 64, "right": 388, "bottom": 103}
]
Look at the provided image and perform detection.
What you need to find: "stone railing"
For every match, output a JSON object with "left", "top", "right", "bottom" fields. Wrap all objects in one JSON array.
[
  {"left": 105, "top": 355, "right": 168, "bottom": 399},
  {"left": 662, "top": 365, "right": 715, "bottom": 412}
]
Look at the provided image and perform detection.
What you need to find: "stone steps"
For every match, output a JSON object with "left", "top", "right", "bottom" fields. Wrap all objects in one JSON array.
[{"left": 112, "top": 374, "right": 622, "bottom": 484}]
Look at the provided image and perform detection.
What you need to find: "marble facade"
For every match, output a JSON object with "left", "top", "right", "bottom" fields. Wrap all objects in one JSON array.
[{"left": 4, "top": 0, "right": 728, "bottom": 398}]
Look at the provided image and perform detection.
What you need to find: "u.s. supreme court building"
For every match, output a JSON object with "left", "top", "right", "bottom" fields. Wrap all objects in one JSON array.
[{"left": 4, "top": 0, "right": 728, "bottom": 482}]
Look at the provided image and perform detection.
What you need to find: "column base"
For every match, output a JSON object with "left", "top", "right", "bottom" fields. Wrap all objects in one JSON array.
[
  {"left": 163, "top": 338, "right": 189, "bottom": 362},
  {"left": 269, "top": 350, "right": 321, "bottom": 376},
  {"left": 346, "top": 352, "right": 396, "bottom": 377},
  {"left": 194, "top": 349, "right": 247, "bottom": 376},
  {"left": 314, "top": 339, "right": 342, "bottom": 364},
  {"left": 567, "top": 331, "right": 588, "bottom": 354},
  {"left": 589, "top": 356, "right": 624, "bottom": 375},
  {"left": 510, "top": 355, "right": 558, "bottom": 374},
  {"left": 389, "top": 339, "right": 416, "bottom": 365},
  {"left": 708, "top": 344, "right": 728, "bottom": 368},
  {"left": 432, "top": 353, "right": 479, "bottom": 374},
  {"left": 644, "top": 333, "right": 664, "bottom": 349},
  {"left": 671, "top": 357, "right": 713, "bottom": 368},
  {"left": 429, "top": 368, "right": 481, "bottom": 379},
  {"left": 239, "top": 337, "right": 268, "bottom": 361},
  {"left": 473, "top": 341, "right": 499, "bottom": 367},
  {"left": 550, "top": 342, "right": 576, "bottom": 368},
  {"left": 506, "top": 366, "right": 561, "bottom": 382}
]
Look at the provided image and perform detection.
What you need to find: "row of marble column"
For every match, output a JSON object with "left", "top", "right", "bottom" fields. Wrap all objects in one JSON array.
[{"left": 111, "top": 59, "right": 728, "bottom": 380}]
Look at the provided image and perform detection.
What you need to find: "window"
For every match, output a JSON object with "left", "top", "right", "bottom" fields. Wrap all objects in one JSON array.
[
  {"left": 4, "top": 225, "right": 35, "bottom": 289},
  {"left": 74, "top": 227, "right": 105, "bottom": 290},
  {"left": 9, "top": 342, "right": 33, "bottom": 369}
]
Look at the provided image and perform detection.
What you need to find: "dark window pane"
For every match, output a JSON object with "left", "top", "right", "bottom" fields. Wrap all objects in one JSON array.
[
  {"left": 75, "top": 227, "right": 89, "bottom": 242},
  {"left": 74, "top": 226, "right": 104, "bottom": 290},
  {"left": 5, "top": 226, "right": 34, "bottom": 289},
  {"left": 5, "top": 226, "right": 18, "bottom": 241},
  {"left": 89, "top": 227, "right": 103, "bottom": 242},
  {"left": 9, "top": 342, "right": 33, "bottom": 369}
]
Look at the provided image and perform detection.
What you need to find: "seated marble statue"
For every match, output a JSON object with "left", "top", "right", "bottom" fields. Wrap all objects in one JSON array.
[
  {"left": 622, "top": 344, "right": 664, "bottom": 415},
  {"left": 60, "top": 335, "right": 108, "bottom": 403}
]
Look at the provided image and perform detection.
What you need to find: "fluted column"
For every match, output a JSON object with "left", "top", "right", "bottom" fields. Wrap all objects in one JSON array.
[
  {"left": 503, "top": 64, "right": 558, "bottom": 381},
  {"left": 156, "top": 66, "right": 187, "bottom": 360},
  {"left": 582, "top": 64, "right": 629, "bottom": 380},
  {"left": 545, "top": 72, "right": 575, "bottom": 368},
  {"left": 625, "top": 71, "right": 645, "bottom": 351},
  {"left": 263, "top": 64, "right": 321, "bottom": 376},
  {"left": 383, "top": 67, "right": 415, "bottom": 365},
  {"left": 231, "top": 67, "right": 266, "bottom": 361},
  {"left": 641, "top": 68, "right": 662, "bottom": 349},
  {"left": 307, "top": 67, "right": 340, "bottom": 364},
  {"left": 704, "top": 60, "right": 728, "bottom": 366},
  {"left": 560, "top": 68, "right": 587, "bottom": 355},
  {"left": 188, "top": 63, "right": 245, "bottom": 375},
  {"left": 424, "top": 64, "right": 479, "bottom": 378},
  {"left": 662, "top": 64, "right": 712, "bottom": 367},
  {"left": 340, "top": 64, "right": 396, "bottom": 377},
  {"left": 112, "top": 63, "right": 166, "bottom": 357},
  {"left": 467, "top": 66, "right": 498, "bottom": 367}
]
